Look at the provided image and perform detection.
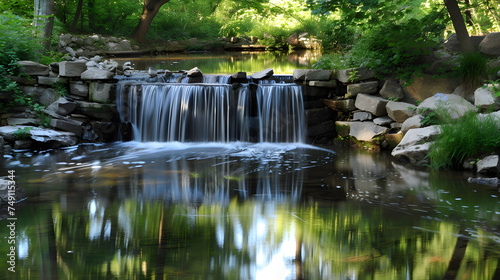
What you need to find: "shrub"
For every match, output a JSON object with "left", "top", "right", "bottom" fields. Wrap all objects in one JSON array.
[
  {"left": 13, "top": 127, "right": 33, "bottom": 140},
  {"left": 457, "top": 51, "right": 488, "bottom": 94},
  {"left": 428, "top": 111, "right": 500, "bottom": 169}
]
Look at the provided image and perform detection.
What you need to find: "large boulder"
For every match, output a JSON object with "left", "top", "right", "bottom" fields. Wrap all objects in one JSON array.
[
  {"left": 0, "top": 126, "right": 78, "bottom": 148},
  {"left": 81, "top": 68, "right": 114, "bottom": 80},
  {"left": 17, "top": 61, "right": 49, "bottom": 76},
  {"left": 354, "top": 94, "right": 389, "bottom": 116},
  {"left": 391, "top": 126, "right": 441, "bottom": 166},
  {"left": 443, "top": 33, "right": 485, "bottom": 53},
  {"left": 386, "top": 101, "right": 416, "bottom": 123},
  {"left": 335, "top": 67, "right": 374, "bottom": 83},
  {"left": 323, "top": 99, "right": 356, "bottom": 112},
  {"left": 293, "top": 69, "right": 332, "bottom": 81},
  {"left": 348, "top": 121, "right": 387, "bottom": 141},
  {"left": 479, "top": 32, "right": 500, "bottom": 57},
  {"left": 417, "top": 93, "right": 477, "bottom": 120},
  {"left": 251, "top": 68, "right": 274, "bottom": 80},
  {"left": 474, "top": 84, "right": 500, "bottom": 111},
  {"left": 59, "top": 61, "right": 87, "bottom": 77},
  {"left": 345, "top": 81, "right": 378, "bottom": 98},
  {"left": 405, "top": 74, "right": 459, "bottom": 101},
  {"left": 379, "top": 79, "right": 404, "bottom": 100}
]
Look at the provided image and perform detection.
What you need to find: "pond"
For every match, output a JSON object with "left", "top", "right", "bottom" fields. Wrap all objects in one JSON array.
[
  {"left": 2, "top": 142, "right": 500, "bottom": 279},
  {"left": 111, "top": 50, "right": 322, "bottom": 74}
]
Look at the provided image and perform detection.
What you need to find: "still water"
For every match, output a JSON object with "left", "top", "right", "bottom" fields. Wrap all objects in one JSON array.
[
  {"left": 111, "top": 50, "right": 321, "bottom": 74},
  {"left": 2, "top": 142, "right": 500, "bottom": 279}
]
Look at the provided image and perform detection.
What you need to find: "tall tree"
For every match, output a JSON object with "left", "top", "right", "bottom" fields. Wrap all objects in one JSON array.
[
  {"left": 444, "top": 0, "right": 475, "bottom": 52},
  {"left": 34, "top": 0, "right": 55, "bottom": 54},
  {"left": 70, "top": 0, "right": 84, "bottom": 32},
  {"left": 131, "top": 0, "right": 170, "bottom": 43}
]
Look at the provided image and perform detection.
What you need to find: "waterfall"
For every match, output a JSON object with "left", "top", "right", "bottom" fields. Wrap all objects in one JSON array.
[{"left": 117, "top": 81, "right": 305, "bottom": 143}]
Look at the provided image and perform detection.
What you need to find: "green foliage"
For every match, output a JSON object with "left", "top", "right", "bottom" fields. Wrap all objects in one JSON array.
[
  {"left": 419, "top": 107, "right": 440, "bottom": 127},
  {"left": 52, "top": 81, "right": 69, "bottom": 97},
  {"left": 482, "top": 80, "right": 500, "bottom": 97},
  {"left": 39, "top": 51, "right": 66, "bottom": 65},
  {"left": 13, "top": 127, "right": 33, "bottom": 140},
  {"left": 428, "top": 111, "right": 500, "bottom": 169}
]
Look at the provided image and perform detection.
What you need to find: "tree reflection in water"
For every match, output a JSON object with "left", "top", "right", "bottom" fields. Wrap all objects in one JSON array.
[{"left": 1, "top": 143, "right": 500, "bottom": 279}]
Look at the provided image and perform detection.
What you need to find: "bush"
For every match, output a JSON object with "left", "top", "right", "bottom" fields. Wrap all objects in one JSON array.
[
  {"left": 457, "top": 51, "right": 488, "bottom": 94},
  {"left": 428, "top": 111, "right": 500, "bottom": 169}
]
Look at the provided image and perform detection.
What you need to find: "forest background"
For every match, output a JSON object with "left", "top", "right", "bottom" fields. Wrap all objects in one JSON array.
[{"left": 1, "top": 0, "right": 500, "bottom": 80}]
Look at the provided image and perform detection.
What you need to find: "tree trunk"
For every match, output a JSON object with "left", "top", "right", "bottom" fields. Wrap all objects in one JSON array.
[
  {"left": 34, "top": 0, "right": 55, "bottom": 54},
  {"left": 131, "top": 0, "right": 170, "bottom": 43},
  {"left": 70, "top": 0, "right": 84, "bottom": 32},
  {"left": 444, "top": 0, "right": 475, "bottom": 53},
  {"left": 88, "top": 0, "right": 96, "bottom": 31}
]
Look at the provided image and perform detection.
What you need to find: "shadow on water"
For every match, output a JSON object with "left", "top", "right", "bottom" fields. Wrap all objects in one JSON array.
[{"left": 2, "top": 143, "right": 500, "bottom": 279}]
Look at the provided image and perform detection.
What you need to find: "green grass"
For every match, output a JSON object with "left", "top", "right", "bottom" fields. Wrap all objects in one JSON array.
[{"left": 428, "top": 111, "right": 500, "bottom": 169}]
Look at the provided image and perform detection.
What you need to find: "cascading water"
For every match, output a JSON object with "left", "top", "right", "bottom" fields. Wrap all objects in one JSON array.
[{"left": 117, "top": 78, "right": 306, "bottom": 143}]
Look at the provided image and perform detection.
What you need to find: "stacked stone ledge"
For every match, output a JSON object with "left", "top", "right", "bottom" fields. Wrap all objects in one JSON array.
[{"left": 0, "top": 57, "right": 120, "bottom": 151}]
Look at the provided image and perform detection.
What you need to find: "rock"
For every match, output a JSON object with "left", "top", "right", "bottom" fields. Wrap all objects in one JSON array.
[
  {"left": 89, "top": 82, "right": 113, "bottom": 103},
  {"left": 0, "top": 126, "right": 78, "bottom": 148},
  {"left": 75, "top": 101, "right": 115, "bottom": 119},
  {"left": 7, "top": 118, "right": 38, "bottom": 126},
  {"left": 59, "top": 34, "right": 73, "bottom": 47},
  {"left": 108, "top": 40, "right": 132, "bottom": 52},
  {"left": 251, "top": 68, "right": 274, "bottom": 80},
  {"left": 379, "top": 79, "right": 404, "bottom": 100},
  {"left": 39, "top": 88, "right": 58, "bottom": 106},
  {"left": 81, "top": 68, "right": 114, "bottom": 80},
  {"left": 444, "top": 33, "right": 485, "bottom": 52},
  {"left": 231, "top": 72, "right": 247, "bottom": 80},
  {"left": 46, "top": 97, "right": 77, "bottom": 115},
  {"left": 345, "top": 81, "right": 378, "bottom": 98},
  {"left": 305, "top": 108, "right": 336, "bottom": 126},
  {"left": 293, "top": 69, "right": 332, "bottom": 81},
  {"left": 17, "top": 61, "right": 49, "bottom": 76},
  {"left": 323, "top": 99, "right": 356, "bottom": 112},
  {"left": 401, "top": 114, "right": 423, "bottom": 134},
  {"left": 405, "top": 74, "right": 460, "bottom": 101},
  {"left": 354, "top": 94, "right": 389, "bottom": 116},
  {"left": 50, "top": 119, "right": 83, "bottom": 137},
  {"left": 69, "top": 81, "right": 89, "bottom": 97},
  {"left": 386, "top": 101, "right": 416, "bottom": 123},
  {"left": 335, "top": 67, "right": 374, "bottom": 83},
  {"left": 65, "top": 46, "right": 76, "bottom": 57},
  {"left": 352, "top": 111, "right": 373, "bottom": 121},
  {"left": 384, "top": 130, "right": 404, "bottom": 148},
  {"left": 477, "top": 155, "right": 500, "bottom": 174},
  {"left": 479, "top": 32, "right": 500, "bottom": 57},
  {"left": 59, "top": 61, "right": 87, "bottom": 77},
  {"left": 348, "top": 121, "right": 387, "bottom": 141},
  {"left": 417, "top": 93, "right": 477, "bottom": 120},
  {"left": 373, "top": 116, "right": 393, "bottom": 126},
  {"left": 335, "top": 121, "right": 351, "bottom": 138},
  {"left": 102, "top": 60, "right": 119, "bottom": 72},
  {"left": 187, "top": 67, "right": 203, "bottom": 77},
  {"left": 391, "top": 126, "right": 441, "bottom": 166},
  {"left": 474, "top": 84, "right": 500, "bottom": 111},
  {"left": 37, "top": 76, "right": 67, "bottom": 86},
  {"left": 467, "top": 177, "right": 499, "bottom": 186},
  {"left": 309, "top": 81, "right": 337, "bottom": 88}
]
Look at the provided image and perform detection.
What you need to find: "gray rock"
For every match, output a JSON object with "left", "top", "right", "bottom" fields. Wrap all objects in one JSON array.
[
  {"left": 231, "top": 72, "right": 246, "bottom": 80},
  {"left": 65, "top": 46, "right": 76, "bottom": 57},
  {"left": 81, "top": 68, "right": 114, "bottom": 80},
  {"left": 7, "top": 118, "right": 38, "bottom": 126},
  {"left": 69, "top": 81, "right": 89, "bottom": 97},
  {"left": 39, "top": 88, "right": 58, "bottom": 106},
  {"left": 17, "top": 61, "right": 49, "bottom": 76},
  {"left": 373, "top": 116, "right": 393, "bottom": 126},
  {"left": 346, "top": 81, "right": 378, "bottom": 98},
  {"left": 354, "top": 94, "right": 389, "bottom": 116},
  {"left": 474, "top": 84, "right": 500, "bottom": 111},
  {"left": 386, "top": 101, "right": 416, "bottom": 123},
  {"left": 405, "top": 74, "right": 460, "bottom": 101},
  {"left": 0, "top": 126, "right": 78, "bottom": 147},
  {"left": 335, "top": 67, "right": 374, "bottom": 83},
  {"left": 379, "top": 79, "right": 404, "bottom": 100},
  {"left": 467, "top": 177, "right": 499, "bottom": 186},
  {"left": 349, "top": 121, "right": 387, "bottom": 141},
  {"left": 391, "top": 126, "right": 441, "bottom": 166},
  {"left": 251, "top": 68, "right": 274, "bottom": 80},
  {"left": 108, "top": 40, "right": 132, "bottom": 52},
  {"left": 75, "top": 101, "right": 115, "bottom": 119},
  {"left": 309, "top": 81, "right": 337, "bottom": 88},
  {"left": 444, "top": 33, "right": 484, "bottom": 52},
  {"left": 417, "top": 93, "right": 477, "bottom": 120},
  {"left": 59, "top": 61, "right": 87, "bottom": 77},
  {"left": 59, "top": 34, "right": 73, "bottom": 47},
  {"left": 477, "top": 155, "right": 500, "bottom": 174},
  {"left": 46, "top": 97, "right": 77, "bottom": 115},
  {"left": 50, "top": 119, "right": 83, "bottom": 137},
  {"left": 352, "top": 111, "right": 373, "bottom": 121},
  {"left": 37, "top": 76, "right": 67, "bottom": 86},
  {"left": 89, "top": 82, "right": 113, "bottom": 103},
  {"left": 479, "top": 32, "right": 500, "bottom": 57},
  {"left": 293, "top": 69, "right": 332, "bottom": 81},
  {"left": 187, "top": 67, "right": 203, "bottom": 77},
  {"left": 401, "top": 114, "right": 423, "bottom": 134},
  {"left": 305, "top": 108, "right": 336, "bottom": 126}
]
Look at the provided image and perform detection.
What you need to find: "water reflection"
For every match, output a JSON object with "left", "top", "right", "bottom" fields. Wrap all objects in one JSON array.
[
  {"left": 111, "top": 50, "right": 322, "bottom": 74},
  {"left": 1, "top": 144, "right": 500, "bottom": 279}
]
